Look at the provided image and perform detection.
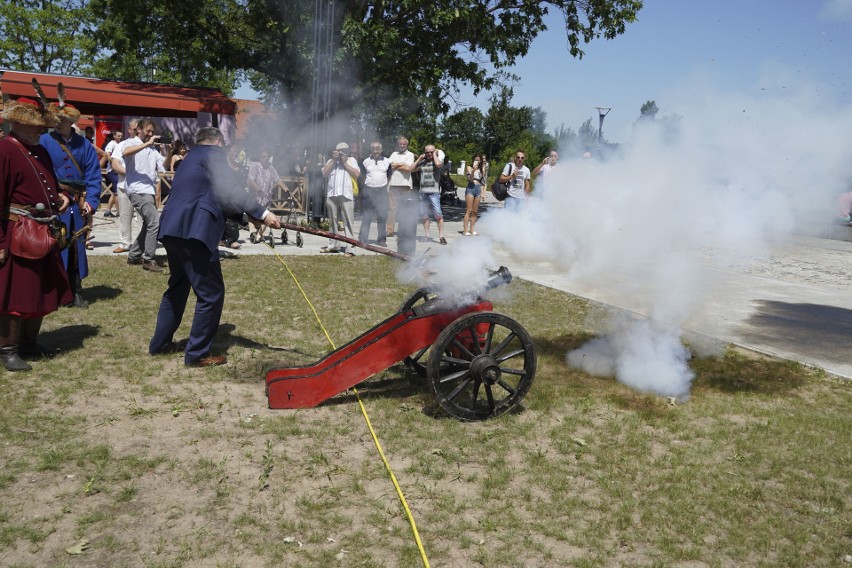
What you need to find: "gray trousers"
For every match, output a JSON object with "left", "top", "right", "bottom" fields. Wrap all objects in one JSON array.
[
  {"left": 326, "top": 195, "right": 355, "bottom": 252},
  {"left": 127, "top": 192, "right": 160, "bottom": 261}
]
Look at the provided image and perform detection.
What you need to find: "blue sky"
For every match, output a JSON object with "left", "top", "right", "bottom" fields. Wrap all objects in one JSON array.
[{"left": 234, "top": 0, "right": 852, "bottom": 142}]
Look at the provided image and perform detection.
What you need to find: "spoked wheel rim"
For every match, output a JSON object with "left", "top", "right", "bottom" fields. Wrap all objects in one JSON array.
[{"left": 428, "top": 312, "right": 536, "bottom": 421}]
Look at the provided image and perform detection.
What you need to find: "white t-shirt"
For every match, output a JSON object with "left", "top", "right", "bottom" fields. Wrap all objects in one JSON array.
[
  {"left": 326, "top": 156, "right": 359, "bottom": 199},
  {"left": 362, "top": 156, "right": 392, "bottom": 188},
  {"left": 502, "top": 163, "right": 531, "bottom": 199},
  {"left": 118, "top": 137, "right": 165, "bottom": 195},
  {"left": 538, "top": 163, "right": 557, "bottom": 178},
  {"left": 104, "top": 140, "right": 119, "bottom": 173},
  {"left": 110, "top": 141, "right": 127, "bottom": 189},
  {"left": 388, "top": 151, "right": 415, "bottom": 188}
]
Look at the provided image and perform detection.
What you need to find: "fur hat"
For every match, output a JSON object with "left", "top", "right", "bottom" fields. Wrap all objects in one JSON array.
[
  {"left": 1, "top": 97, "right": 59, "bottom": 128},
  {"left": 48, "top": 102, "right": 81, "bottom": 123}
]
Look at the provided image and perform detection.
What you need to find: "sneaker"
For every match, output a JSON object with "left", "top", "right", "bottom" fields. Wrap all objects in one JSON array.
[
  {"left": 103, "top": 212, "right": 114, "bottom": 218},
  {"left": 463, "top": 232, "right": 471, "bottom": 236},
  {"left": 472, "top": 231, "right": 479, "bottom": 236},
  {"left": 439, "top": 237, "right": 447, "bottom": 245}
]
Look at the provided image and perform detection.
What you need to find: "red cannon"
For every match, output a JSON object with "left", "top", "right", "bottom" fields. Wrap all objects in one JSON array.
[{"left": 265, "top": 267, "right": 536, "bottom": 421}]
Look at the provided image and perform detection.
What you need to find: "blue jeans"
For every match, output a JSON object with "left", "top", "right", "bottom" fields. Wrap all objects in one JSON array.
[
  {"left": 420, "top": 192, "right": 443, "bottom": 220},
  {"left": 505, "top": 195, "right": 524, "bottom": 211}
]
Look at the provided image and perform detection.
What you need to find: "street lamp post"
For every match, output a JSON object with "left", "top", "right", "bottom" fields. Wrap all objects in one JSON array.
[{"left": 595, "top": 106, "right": 611, "bottom": 142}]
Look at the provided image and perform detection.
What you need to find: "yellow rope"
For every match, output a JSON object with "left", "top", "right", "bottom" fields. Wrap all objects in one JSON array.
[{"left": 266, "top": 243, "right": 431, "bottom": 568}]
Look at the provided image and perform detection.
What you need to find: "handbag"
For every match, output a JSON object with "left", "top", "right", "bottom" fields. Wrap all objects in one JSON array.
[
  {"left": 490, "top": 164, "right": 512, "bottom": 202},
  {"left": 10, "top": 215, "right": 57, "bottom": 260}
]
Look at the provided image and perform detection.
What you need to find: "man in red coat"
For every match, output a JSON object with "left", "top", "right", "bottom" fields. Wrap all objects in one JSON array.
[{"left": 0, "top": 98, "right": 73, "bottom": 372}]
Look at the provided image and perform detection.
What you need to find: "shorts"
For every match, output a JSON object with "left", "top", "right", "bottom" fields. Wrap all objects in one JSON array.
[
  {"left": 465, "top": 183, "right": 482, "bottom": 198},
  {"left": 420, "top": 192, "right": 443, "bottom": 220},
  {"left": 106, "top": 170, "right": 120, "bottom": 195}
]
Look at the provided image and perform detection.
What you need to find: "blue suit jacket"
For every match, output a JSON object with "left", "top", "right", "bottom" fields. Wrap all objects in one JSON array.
[{"left": 158, "top": 145, "right": 267, "bottom": 254}]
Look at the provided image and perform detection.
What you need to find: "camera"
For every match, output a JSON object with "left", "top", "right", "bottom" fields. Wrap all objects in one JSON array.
[{"left": 159, "top": 130, "right": 174, "bottom": 145}]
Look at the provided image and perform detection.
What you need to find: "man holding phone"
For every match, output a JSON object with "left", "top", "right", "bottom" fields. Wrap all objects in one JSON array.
[
  {"left": 532, "top": 149, "right": 559, "bottom": 196},
  {"left": 321, "top": 142, "right": 360, "bottom": 257},
  {"left": 498, "top": 150, "right": 532, "bottom": 211},
  {"left": 114, "top": 118, "right": 165, "bottom": 271}
]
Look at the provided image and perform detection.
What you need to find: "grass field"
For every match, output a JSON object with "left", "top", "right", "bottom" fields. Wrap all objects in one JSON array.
[{"left": 0, "top": 255, "right": 849, "bottom": 567}]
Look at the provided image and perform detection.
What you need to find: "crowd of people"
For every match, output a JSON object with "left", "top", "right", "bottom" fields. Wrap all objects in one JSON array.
[
  {"left": 0, "top": 95, "right": 279, "bottom": 371},
  {"left": 2, "top": 91, "right": 563, "bottom": 372}
]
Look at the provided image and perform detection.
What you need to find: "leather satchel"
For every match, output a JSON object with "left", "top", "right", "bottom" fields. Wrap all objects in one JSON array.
[{"left": 10, "top": 216, "right": 57, "bottom": 260}]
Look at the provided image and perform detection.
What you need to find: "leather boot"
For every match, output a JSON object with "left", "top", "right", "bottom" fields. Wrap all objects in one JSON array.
[
  {"left": 0, "top": 315, "right": 32, "bottom": 372},
  {"left": 72, "top": 275, "right": 88, "bottom": 309},
  {"left": 19, "top": 317, "right": 57, "bottom": 359}
]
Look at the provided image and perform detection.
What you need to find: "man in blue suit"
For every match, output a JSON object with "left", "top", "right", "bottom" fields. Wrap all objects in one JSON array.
[
  {"left": 148, "top": 127, "right": 281, "bottom": 367},
  {"left": 40, "top": 102, "right": 102, "bottom": 309}
]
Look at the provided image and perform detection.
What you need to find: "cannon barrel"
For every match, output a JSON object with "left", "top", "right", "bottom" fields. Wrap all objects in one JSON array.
[
  {"left": 484, "top": 266, "right": 512, "bottom": 291},
  {"left": 409, "top": 266, "right": 513, "bottom": 317}
]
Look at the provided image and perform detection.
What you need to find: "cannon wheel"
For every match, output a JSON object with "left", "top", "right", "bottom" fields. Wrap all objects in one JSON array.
[
  {"left": 399, "top": 288, "right": 437, "bottom": 377},
  {"left": 427, "top": 312, "right": 536, "bottom": 421}
]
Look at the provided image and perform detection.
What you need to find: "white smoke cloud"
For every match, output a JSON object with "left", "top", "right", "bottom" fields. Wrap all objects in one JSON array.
[
  {"left": 476, "top": 76, "right": 852, "bottom": 399},
  {"left": 398, "top": 236, "right": 501, "bottom": 308}
]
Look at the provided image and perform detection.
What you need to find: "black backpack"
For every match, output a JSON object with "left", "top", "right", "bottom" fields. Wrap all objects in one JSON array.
[{"left": 490, "top": 164, "right": 512, "bottom": 201}]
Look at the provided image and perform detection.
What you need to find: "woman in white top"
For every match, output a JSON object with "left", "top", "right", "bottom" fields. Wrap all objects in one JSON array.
[{"left": 463, "top": 153, "right": 485, "bottom": 235}]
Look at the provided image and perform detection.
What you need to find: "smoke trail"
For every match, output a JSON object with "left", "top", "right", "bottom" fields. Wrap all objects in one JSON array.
[
  {"left": 477, "top": 77, "right": 852, "bottom": 399},
  {"left": 398, "top": 236, "right": 501, "bottom": 308}
]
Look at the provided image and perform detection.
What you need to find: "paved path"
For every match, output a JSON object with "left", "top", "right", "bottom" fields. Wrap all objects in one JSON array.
[{"left": 86, "top": 195, "right": 852, "bottom": 379}]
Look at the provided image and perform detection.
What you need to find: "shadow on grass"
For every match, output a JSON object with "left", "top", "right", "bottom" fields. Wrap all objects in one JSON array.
[
  {"left": 536, "top": 330, "right": 808, "bottom": 401},
  {"left": 39, "top": 324, "right": 99, "bottom": 354},
  {"left": 691, "top": 350, "right": 808, "bottom": 395},
  {"left": 215, "top": 323, "right": 296, "bottom": 352},
  {"left": 80, "top": 284, "right": 122, "bottom": 306},
  {"left": 318, "top": 367, "right": 428, "bottom": 408}
]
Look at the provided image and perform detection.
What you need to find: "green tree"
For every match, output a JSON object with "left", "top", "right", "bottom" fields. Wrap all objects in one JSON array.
[
  {"left": 639, "top": 99, "right": 659, "bottom": 120},
  {"left": 553, "top": 123, "right": 578, "bottom": 149},
  {"left": 440, "top": 107, "right": 487, "bottom": 161},
  {"left": 93, "top": 0, "right": 642, "bottom": 125},
  {"left": 0, "top": 0, "right": 99, "bottom": 75},
  {"left": 483, "top": 86, "right": 555, "bottom": 164},
  {"left": 89, "top": 0, "right": 243, "bottom": 93},
  {"left": 578, "top": 117, "right": 598, "bottom": 150}
]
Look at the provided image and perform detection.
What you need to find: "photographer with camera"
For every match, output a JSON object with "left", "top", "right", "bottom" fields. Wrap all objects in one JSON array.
[
  {"left": 114, "top": 118, "right": 166, "bottom": 271},
  {"left": 320, "top": 142, "right": 360, "bottom": 257}
]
